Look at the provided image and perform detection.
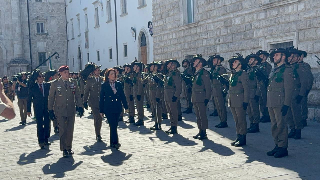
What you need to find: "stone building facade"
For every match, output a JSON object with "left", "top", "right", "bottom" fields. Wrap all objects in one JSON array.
[
  {"left": 0, "top": 0, "right": 67, "bottom": 78},
  {"left": 152, "top": 0, "right": 320, "bottom": 119}
]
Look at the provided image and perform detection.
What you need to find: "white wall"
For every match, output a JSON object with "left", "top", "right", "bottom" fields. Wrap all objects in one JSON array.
[{"left": 66, "top": 0, "right": 153, "bottom": 72}]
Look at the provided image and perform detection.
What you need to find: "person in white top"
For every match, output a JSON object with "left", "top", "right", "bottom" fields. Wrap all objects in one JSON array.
[{"left": 0, "top": 78, "right": 16, "bottom": 119}]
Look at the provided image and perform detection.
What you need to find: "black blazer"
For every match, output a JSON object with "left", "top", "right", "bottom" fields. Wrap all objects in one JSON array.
[
  {"left": 27, "top": 82, "right": 51, "bottom": 114},
  {"left": 99, "top": 81, "right": 128, "bottom": 114}
]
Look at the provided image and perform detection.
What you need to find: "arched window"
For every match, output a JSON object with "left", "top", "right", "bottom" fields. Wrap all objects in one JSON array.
[{"left": 140, "top": 33, "right": 146, "bottom": 47}]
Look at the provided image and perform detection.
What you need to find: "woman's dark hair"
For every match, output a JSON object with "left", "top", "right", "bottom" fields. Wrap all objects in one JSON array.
[
  {"left": 104, "top": 68, "right": 117, "bottom": 82},
  {"left": 2, "top": 76, "right": 8, "bottom": 81}
]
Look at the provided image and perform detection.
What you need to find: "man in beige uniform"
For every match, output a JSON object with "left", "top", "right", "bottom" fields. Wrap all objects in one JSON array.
[
  {"left": 208, "top": 55, "right": 228, "bottom": 128},
  {"left": 256, "top": 50, "right": 272, "bottom": 123},
  {"left": 123, "top": 64, "right": 135, "bottom": 123},
  {"left": 267, "top": 48, "right": 294, "bottom": 158},
  {"left": 83, "top": 64, "right": 103, "bottom": 142},
  {"left": 191, "top": 55, "right": 211, "bottom": 140},
  {"left": 164, "top": 59, "right": 182, "bottom": 134},
  {"left": 132, "top": 61, "right": 145, "bottom": 126},
  {"left": 148, "top": 62, "right": 158, "bottom": 121},
  {"left": 48, "top": 65, "right": 84, "bottom": 157},
  {"left": 228, "top": 55, "right": 249, "bottom": 147},
  {"left": 181, "top": 59, "right": 193, "bottom": 114}
]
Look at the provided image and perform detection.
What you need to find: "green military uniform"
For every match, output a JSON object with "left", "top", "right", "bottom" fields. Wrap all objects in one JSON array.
[
  {"left": 164, "top": 60, "right": 182, "bottom": 134},
  {"left": 83, "top": 76, "right": 103, "bottom": 140},
  {"left": 148, "top": 71, "right": 157, "bottom": 119},
  {"left": 181, "top": 61, "right": 193, "bottom": 114},
  {"left": 192, "top": 67, "right": 211, "bottom": 139},
  {"left": 258, "top": 61, "right": 272, "bottom": 121},
  {"left": 133, "top": 71, "right": 144, "bottom": 125},
  {"left": 150, "top": 71, "right": 165, "bottom": 130},
  {"left": 48, "top": 77, "right": 83, "bottom": 153},
  {"left": 123, "top": 72, "right": 135, "bottom": 122}
]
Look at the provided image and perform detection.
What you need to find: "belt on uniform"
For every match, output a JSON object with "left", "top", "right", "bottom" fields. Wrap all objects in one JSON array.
[
  {"left": 267, "top": 87, "right": 283, "bottom": 92},
  {"left": 229, "top": 89, "right": 244, "bottom": 94}
]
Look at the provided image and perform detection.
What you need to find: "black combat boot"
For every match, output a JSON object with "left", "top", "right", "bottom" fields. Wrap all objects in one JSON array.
[
  {"left": 215, "top": 122, "right": 228, "bottom": 128},
  {"left": 247, "top": 123, "right": 254, "bottom": 132},
  {"left": 146, "top": 104, "right": 151, "bottom": 108},
  {"left": 158, "top": 123, "right": 162, "bottom": 130},
  {"left": 162, "top": 113, "right": 168, "bottom": 119},
  {"left": 267, "top": 145, "right": 279, "bottom": 156},
  {"left": 165, "top": 126, "right": 177, "bottom": 134},
  {"left": 54, "top": 126, "right": 59, "bottom": 134},
  {"left": 234, "top": 135, "right": 246, "bottom": 147},
  {"left": 63, "top": 150, "right": 68, "bottom": 158},
  {"left": 96, "top": 135, "right": 102, "bottom": 142},
  {"left": 118, "top": 116, "right": 123, "bottom": 122},
  {"left": 274, "top": 147, "right": 288, "bottom": 158},
  {"left": 134, "top": 119, "right": 144, "bottom": 126},
  {"left": 294, "top": 129, "right": 301, "bottom": 139},
  {"left": 302, "top": 119, "right": 307, "bottom": 127},
  {"left": 248, "top": 123, "right": 260, "bottom": 133},
  {"left": 183, "top": 108, "right": 192, "bottom": 114},
  {"left": 209, "top": 109, "right": 218, "bottom": 116},
  {"left": 198, "top": 130, "right": 208, "bottom": 140},
  {"left": 150, "top": 123, "right": 159, "bottom": 130},
  {"left": 231, "top": 134, "right": 240, "bottom": 146},
  {"left": 127, "top": 116, "right": 135, "bottom": 123},
  {"left": 193, "top": 129, "right": 201, "bottom": 139},
  {"left": 260, "top": 115, "right": 271, "bottom": 123},
  {"left": 288, "top": 129, "right": 296, "bottom": 138},
  {"left": 178, "top": 115, "right": 182, "bottom": 121}
]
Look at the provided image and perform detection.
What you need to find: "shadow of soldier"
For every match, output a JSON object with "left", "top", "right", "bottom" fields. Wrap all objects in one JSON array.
[
  {"left": 153, "top": 130, "right": 197, "bottom": 147},
  {"left": 5, "top": 124, "right": 26, "bottom": 132},
  {"left": 49, "top": 133, "right": 60, "bottom": 143},
  {"left": 101, "top": 148, "right": 132, "bottom": 166},
  {"left": 42, "top": 156, "right": 83, "bottom": 178},
  {"left": 124, "top": 122, "right": 154, "bottom": 135},
  {"left": 178, "top": 120, "right": 195, "bottom": 129},
  {"left": 80, "top": 141, "right": 109, "bottom": 156},
  {"left": 0, "top": 119, "right": 9, "bottom": 123},
  {"left": 199, "top": 139, "right": 235, "bottom": 156},
  {"left": 17, "top": 149, "right": 52, "bottom": 165}
]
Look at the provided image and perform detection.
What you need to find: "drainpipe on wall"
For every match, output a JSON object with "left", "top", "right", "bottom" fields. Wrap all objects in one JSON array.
[
  {"left": 114, "top": 0, "right": 119, "bottom": 66},
  {"left": 27, "top": 0, "right": 33, "bottom": 70},
  {"left": 65, "top": 3, "right": 69, "bottom": 66}
]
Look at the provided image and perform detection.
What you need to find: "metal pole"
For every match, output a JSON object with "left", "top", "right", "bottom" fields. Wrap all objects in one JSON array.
[
  {"left": 114, "top": 0, "right": 119, "bottom": 65},
  {"left": 27, "top": 0, "right": 33, "bottom": 70}
]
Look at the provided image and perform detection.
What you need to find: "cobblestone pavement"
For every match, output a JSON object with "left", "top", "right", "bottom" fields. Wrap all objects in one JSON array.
[{"left": 1, "top": 100, "right": 320, "bottom": 180}]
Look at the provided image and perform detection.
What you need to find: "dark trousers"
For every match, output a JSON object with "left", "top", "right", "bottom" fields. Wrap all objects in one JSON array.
[
  {"left": 106, "top": 113, "right": 120, "bottom": 145},
  {"left": 36, "top": 109, "right": 51, "bottom": 144},
  {"left": 58, "top": 116, "right": 75, "bottom": 151},
  {"left": 18, "top": 98, "right": 28, "bottom": 122}
]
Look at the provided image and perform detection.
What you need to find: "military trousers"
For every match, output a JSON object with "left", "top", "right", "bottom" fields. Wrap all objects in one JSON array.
[
  {"left": 134, "top": 96, "right": 144, "bottom": 120},
  {"left": 164, "top": 92, "right": 178, "bottom": 126},
  {"left": 18, "top": 98, "right": 28, "bottom": 122},
  {"left": 177, "top": 99, "right": 182, "bottom": 116},
  {"left": 301, "top": 94, "right": 309, "bottom": 121},
  {"left": 149, "top": 90, "right": 157, "bottom": 116},
  {"left": 184, "top": 87, "right": 192, "bottom": 109},
  {"left": 287, "top": 100, "right": 303, "bottom": 130},
  {"left": 230, "top": 107, "right": 247, "bottom": 135},
  {"left": 247, "top": 98, "right": 260, "bottom": 124},
  {"left": 259, "top": 84, "right": 269, "bottom": 117},
  {"left": 162, "top": 92, "right": 167, "bottom": 115},
  {"left": 125, "top": 94, "right": 135, "bottom": 117},
  {"left": 213, "top": 93, "right": 227, "bottom": 123},
  {"left": 194, "top": 102, "right": 208, "bottom": 130},
  {"left": 58, "top": 115, "right": 75, "bottom": 151},
  {"left": 156, "top": 100, "right": 163, "bottom": 124},
  {"left": 36, "top": 109, "right": 51, "bottom": 144},
  {"left": 268, "top": 107, "right": 288, "bottom": 148},
  {"left": 92, "top": 106, "right": 103, "bottom": 136}
]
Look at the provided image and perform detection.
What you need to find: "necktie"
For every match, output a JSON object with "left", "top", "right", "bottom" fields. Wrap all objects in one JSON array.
[
  {"left": 96, "top": 77, "right": 98, "bottom": 82},
  {"left": 39, "top": 84, "right": 43, "bottom": 96},
  {"left": 64, "top": 81, "right": 68, "bottom": 89}
]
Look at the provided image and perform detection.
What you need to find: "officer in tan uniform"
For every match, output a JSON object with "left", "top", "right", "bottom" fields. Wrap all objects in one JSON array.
[
  {"left": 245, "top": 54, "right": 262, "bottom": 133},
  {"left": 298, "top": 50, "right": 313, "bottom": 127},
  {"left": 208, "top": 55, "right": 228, "bottom": 128},
  {"left": 181, "top": 59, "right": 193, "bottom": 114},
  {"left": 48, "top": 65, "right": 84, "bottom": 157},
  {"left": 123, "top": 64, "right": 135, "bottom": 123},
  {"left": 286, "top": 47, "right": 306, "bottom": 139},
  {"left": 191, "top": 55, "right": 211, "bottom": 140},
  {"left": 228, "top": 54, "right": 249, "bottom": 147},
  {"left": 164, "top": 59, "right": 182, "bottom": 134},
  {"left": 256, "top": 50, "right": 272, "bottom": 123},
  {"left": 83, "top": 64, "right": 103, "bottom": 142},
  {"left": 132, "top": 61, "right": 145, "bottom": 126},
  {"left": 266, "top": 48, "right": 294, "bottom": 158}
]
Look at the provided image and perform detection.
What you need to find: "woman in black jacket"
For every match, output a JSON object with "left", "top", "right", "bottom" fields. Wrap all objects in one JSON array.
[{"left": 100, "top": 68, "right": 128, "bottom": 149}]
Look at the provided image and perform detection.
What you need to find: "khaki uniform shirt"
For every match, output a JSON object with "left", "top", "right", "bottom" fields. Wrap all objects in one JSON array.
[
  {"left": 83, "top": 76, "right": 103, "bottom": 108},
  {"left": 192, "top": 68, "right": 211, "bottom": 103},
  {"left": 229, "top": 70, "right": 249, "bottom": 107},
  {"left": 300, "top": 62, "right": 314, "bottom": 92},
  {"left": 48, "top": 78, "right": 83, "bottom": 117},
  {"left": 164, "top": 69, "right": 182, "bottom": 98},
  {"left": 247, "top": 67, "right": 259, "bottom": 98},
  {"left": 133, "top": 72, "right": 144, "bottom": 96},
  {"left": 211, "top": 65, "right": 227, "bottom": 97},
  {"left": 123, "top": 73, "right": 134, "bottom": 98}
]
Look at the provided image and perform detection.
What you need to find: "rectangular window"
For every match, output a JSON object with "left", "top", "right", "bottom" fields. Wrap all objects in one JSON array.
[
  {"left": 35, "top": 0, "right": 42, "bottom": 2},
  {"left": 70, "top": 19, "right": 74, "bottom": 39},
  {"left": 270, "top": 41, "right": 293, "bottom": 50},
  {"left": 85, "top": 14, "right": 88, "bottom": 31},
  {"left": 77, "top": 15, "right": 80, "bottom": 36},
  {"left": 121, "top": 0, "right": 127, "bottom": 14},
  {"left": 139, "top": 0, "right": 146, "bottom": 7},
  {"left": 87, "top": 53, "right": 90, "bottom": 62},
  {"left": 107, "top": 0, "right": 112, "bottom": 22},
  {"left": 97, "top": 51, "right": 100, "bottom": 61},
  {"left": 37, "top": 22, "right": 44, "bottom": 34},
  {"left": 124, "top": 44, "right": 127, "bottom": 57},
  {"left": 95, "top": 7, "right": 100, "bottom": 27},
  {"left": 109, "top": 48, "right": 112, "bottom": 60},
  {"left": 38, "top": 52, "right": 46, "bottom": 66},
  {"left": 85, "top": 31, "right": 89, "bottom": 48},
  {"left": 73, "top": 58, "right": 75, "bottom": 67},
  {"left": 187, "top": 0, "right": 194, "bottom": 24}
]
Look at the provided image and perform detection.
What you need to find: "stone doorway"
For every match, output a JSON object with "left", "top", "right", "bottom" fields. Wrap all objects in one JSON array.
[{"left": 140, "top": 33, "right": 147, "bottom": 65}]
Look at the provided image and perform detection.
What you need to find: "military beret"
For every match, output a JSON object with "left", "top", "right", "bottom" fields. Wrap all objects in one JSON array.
[{"left": 58, "top": 65, "right": 69, "bottom": 72}]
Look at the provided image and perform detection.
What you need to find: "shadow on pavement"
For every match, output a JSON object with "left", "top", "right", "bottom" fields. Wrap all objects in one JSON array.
[
  {"left": 0, "top": 119, "right": 8, "bottom": 123},
  {"left": 42, "top": 156, "right": 83, "bottom": 178},
  {"left": 17, "top": 149, "right": 52, "bottom": 165},
  {"left": 5, "top": 124, "right": 26, "bottom": 132},
  {"left": 154, "top": 130, "right": 197, "bottom": 146},
  {"left": 49, "top": 133, "right": 60, "bottom": 143},
  {"left": 101, "top": 148, "right": 132, "bottom": 166},
  {"left": 80, "top": 141, "right": 108, "bottom": 156},
  {"left": 199, "top": 139, "right": 235, "bottom": 156},
  {"left": 178, "top": 120, "right": 195, "bottom": 129}
]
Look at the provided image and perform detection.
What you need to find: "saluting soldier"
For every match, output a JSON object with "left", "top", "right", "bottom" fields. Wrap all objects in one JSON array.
[
  {"left": 181, "top": 59, "right": 193, "bottom": 114},
  {"left": 164, "top": 59, "right": 182, "bottom": 134},
  {"left": 228, "top": 54, "right": 249, "bottom": 147},
  {"left": 298, "top": 50, "right": 313, "bottom": 127},
  {"left": 256, "top": 50, "right": 272, "bottom": 123},
  {"left": 48, "top": 65, "right": 85, "bottom": 157},
  {"left": 208, "top": 55, "right": 228, "bottom": 128},
  {"left": 266, "top": 48, "right": 294, "bottom": 158},
  {"left": 83, "top": 64, "right": 104, "bottom": 142},
  {"left": 286, "top": 48, "right": 306, "bottom": 139},
  {"left": 192, "top": 55, "right": 211, "bottom": 140},
  {"left": 245, "top": 54, "right": 262, "bottom": 133},
  {"left": 123, "top": 64, "right": 135, "bottom": 123},
  {"left": 132, "top": 61, "right": 145, "bottom": 126}
]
